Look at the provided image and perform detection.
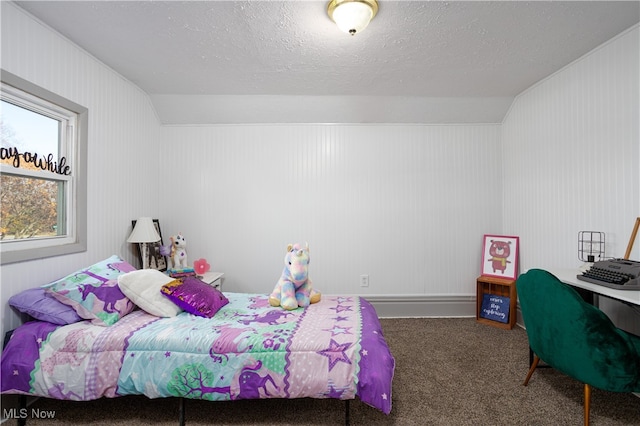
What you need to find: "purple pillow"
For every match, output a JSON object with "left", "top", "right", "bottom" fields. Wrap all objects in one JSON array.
[
  {"left": 161, "top": 276, "right": 229, "bottom": 318},
  {"left": 8, "top": 287, "right": 83, "bottom": 325}
]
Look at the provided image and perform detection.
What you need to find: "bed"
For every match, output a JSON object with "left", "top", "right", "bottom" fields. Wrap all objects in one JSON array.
[{"left": 1, "top": 256, "right": 395, "bottom": 425}]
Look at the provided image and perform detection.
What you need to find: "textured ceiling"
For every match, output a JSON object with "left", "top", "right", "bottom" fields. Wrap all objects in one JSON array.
[{"left": 12, "top": 1, "right": 640, "bottom": 124}]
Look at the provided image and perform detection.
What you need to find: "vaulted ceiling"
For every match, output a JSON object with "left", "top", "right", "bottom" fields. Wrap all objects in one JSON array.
[{"left": 13, "top": 1, "right": 640, "bottom": 124}]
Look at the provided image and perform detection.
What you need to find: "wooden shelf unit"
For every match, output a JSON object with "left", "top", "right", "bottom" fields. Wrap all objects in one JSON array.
[{"left": 476, "top": 275, "right": 517, "bottom": 330}]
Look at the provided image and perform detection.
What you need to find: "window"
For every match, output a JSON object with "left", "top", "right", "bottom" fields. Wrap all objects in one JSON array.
[{"left": 0, "top": 70, "right": 87, "bottom": 264}]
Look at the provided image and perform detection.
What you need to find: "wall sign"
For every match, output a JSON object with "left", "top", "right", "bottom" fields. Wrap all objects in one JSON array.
[
  {"left": 480, "top": 294, "right": 510, "bottom": 324},
  {"left": 0, "top": 146, "right": 71, "bottom": 176}
]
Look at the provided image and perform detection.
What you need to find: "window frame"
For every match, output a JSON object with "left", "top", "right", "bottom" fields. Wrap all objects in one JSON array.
[{"left": 1, "top": 70, "right": 87, "bottom": 264}]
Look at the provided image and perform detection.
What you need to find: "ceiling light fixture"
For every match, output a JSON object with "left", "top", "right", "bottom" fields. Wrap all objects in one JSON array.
[{"left": 327, "top": 0, "right": 378, "bottom": 36}]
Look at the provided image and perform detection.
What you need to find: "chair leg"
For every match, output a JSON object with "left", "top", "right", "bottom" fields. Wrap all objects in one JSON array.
[
  {"left": 523, "top": 355, "right": 540, "bottom": 386},
  {"left": 583, "top": 383, "right": 591, "bottom": 426}
]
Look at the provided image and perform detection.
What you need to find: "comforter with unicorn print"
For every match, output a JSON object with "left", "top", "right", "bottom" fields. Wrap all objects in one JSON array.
[{"left": 1, "top": 293, "right": 394, "bottom": 415}]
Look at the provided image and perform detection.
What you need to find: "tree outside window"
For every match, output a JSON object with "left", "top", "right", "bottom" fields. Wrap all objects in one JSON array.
[
  {"left": 1, "top": 100, "right": 63, "bottom": 240},
  {"left": 1, "top": 71, "right": 87, "bottom": 264}
]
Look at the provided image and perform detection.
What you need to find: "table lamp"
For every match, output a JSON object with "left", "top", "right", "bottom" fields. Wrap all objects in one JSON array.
[{"left": 127, "top": 217, "right": 161, "bottom": 269}]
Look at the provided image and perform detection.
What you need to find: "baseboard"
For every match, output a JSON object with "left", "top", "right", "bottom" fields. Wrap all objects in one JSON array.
[{"left": 360, "top": 294, "right": 476, "bottom": 318}]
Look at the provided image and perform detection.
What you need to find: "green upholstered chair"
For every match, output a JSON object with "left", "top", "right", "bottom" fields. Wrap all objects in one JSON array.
[{"left": 517, "top": 269, "right": 640, "bottom": 426}]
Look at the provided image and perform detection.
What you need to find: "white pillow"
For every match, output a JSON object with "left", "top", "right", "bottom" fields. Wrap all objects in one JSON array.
[{"left": 117, "top": 269, "right": 183, "bottom": 317}]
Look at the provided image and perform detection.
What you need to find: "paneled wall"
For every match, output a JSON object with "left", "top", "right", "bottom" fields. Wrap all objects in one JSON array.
[
  {"left": 1, "top": 3, "right": 161, "bottom": 337},
  {"left": 503, "top": 25, "right": 639, "bottom": 270},
  {"left": 502, "top": 25, "right": 640, "bottom": 332},
  {"left": 1, "top": 2, "right": 638, "bottom": 336},
  {"left": 160, "top": 124, "right": 501, "bottom": 305}
]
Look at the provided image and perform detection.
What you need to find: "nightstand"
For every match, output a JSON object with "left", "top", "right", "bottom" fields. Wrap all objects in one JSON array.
[{"left": 199, "top": 272, "right": 224, "bottom": 290}]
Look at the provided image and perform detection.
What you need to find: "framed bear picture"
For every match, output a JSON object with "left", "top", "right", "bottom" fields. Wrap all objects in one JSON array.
[{"left": 481, "top": 235, "right": 519, "bottom": 280}]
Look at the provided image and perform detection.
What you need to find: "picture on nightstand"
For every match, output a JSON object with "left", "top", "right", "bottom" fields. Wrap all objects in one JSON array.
[{"left": 131, "top": 219, "right": 167, "bottom": 272}]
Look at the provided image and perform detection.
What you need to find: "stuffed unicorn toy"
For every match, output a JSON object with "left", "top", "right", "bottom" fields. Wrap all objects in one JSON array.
[
  {"left": 160, "top": 233, "right": 188, "bottom": 269},
  {"left": 269, "top": 242, "right": 321, "bottom": 310}
]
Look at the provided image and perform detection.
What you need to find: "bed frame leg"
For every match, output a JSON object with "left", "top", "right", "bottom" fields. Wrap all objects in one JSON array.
[
  {"left": 178, "top": 397, "right": 185, "bottom": 426},
  {"left": 18, "top": 395, "right": 27, "bottom": 426},
  {"left": 344, "top": 399, "right": 350, "bottom": 426}
]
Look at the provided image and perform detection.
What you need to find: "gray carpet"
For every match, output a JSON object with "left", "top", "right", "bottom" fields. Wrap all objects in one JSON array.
[{"left": 4, "top": 318, "right": 640, "bottom": 425}]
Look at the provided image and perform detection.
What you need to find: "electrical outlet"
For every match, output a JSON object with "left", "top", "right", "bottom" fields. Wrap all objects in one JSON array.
[{"left": 360, "top": 274, "right": 369, "bottom": 287}]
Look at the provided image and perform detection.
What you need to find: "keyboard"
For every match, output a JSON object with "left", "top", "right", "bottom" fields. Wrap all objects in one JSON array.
[{"left": 577, "top": 258, "right": 640, "bottom": 290}]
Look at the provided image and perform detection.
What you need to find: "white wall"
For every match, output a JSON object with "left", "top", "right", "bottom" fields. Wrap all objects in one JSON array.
[
  {"left": 1, "top": 2, "right": 638, "bottom": 335},
  {"left": 159, "top": 124, "right": 501, "bottom": 307},
  {"left": 0, "top": 3, "right": 161, "bottom": 337},
  {"left": 503, "top": 25, "right": 640, "bottom": 332},
  {"left": 159, "top": 25, "right": 640, "bottom": 324}
]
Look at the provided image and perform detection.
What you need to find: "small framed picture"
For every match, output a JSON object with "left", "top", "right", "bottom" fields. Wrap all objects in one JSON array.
[
  {"left": 481, "top": 235, "right": 519, "bottom": 280},
  {"left": 131, "top": 219, "right": 167, "bottom": 272}
]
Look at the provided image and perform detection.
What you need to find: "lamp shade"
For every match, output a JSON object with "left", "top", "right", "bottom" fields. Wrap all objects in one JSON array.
[
  {"left": 328, "top": 0, "right": 378, "bottom": 35},
  {"left": 127, "top": 217, "right": 160, "bottom": 243}
]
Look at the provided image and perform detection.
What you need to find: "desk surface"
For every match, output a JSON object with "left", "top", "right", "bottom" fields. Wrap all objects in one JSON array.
[{"left": 550, "top": 269, "right": 640, "bottom": 306}]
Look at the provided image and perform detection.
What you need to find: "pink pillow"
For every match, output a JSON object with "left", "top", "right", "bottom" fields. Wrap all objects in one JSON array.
[{"left": 161, "top": 276, "right": 228, "bottom": 318}]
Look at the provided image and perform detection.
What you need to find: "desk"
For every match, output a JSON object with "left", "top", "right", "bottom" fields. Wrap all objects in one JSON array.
[{"left": 550, "top": 269, "right": 640, "bottom": 307}]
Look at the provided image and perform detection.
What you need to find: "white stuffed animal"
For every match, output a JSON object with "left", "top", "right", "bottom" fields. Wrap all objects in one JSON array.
[{"left": 169, "top": 233, "right": 188, "bottom": 269}]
